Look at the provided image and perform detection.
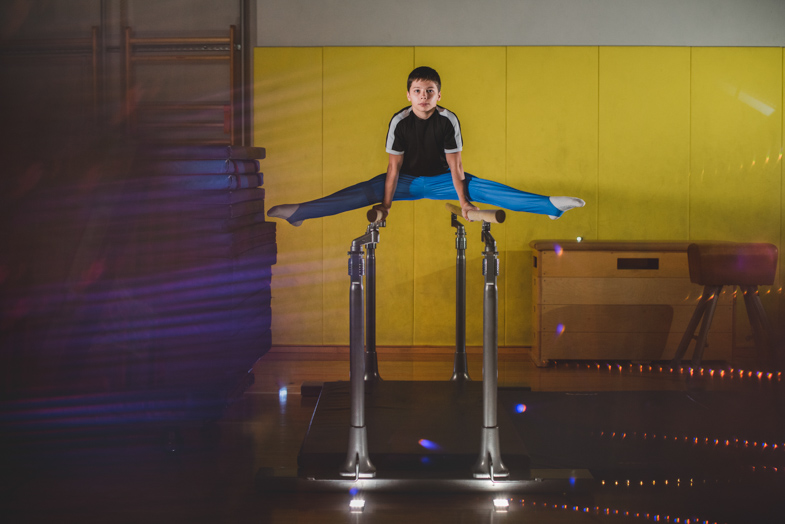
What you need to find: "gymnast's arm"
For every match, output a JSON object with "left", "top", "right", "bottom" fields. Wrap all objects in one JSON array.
[
  {"left": 372, "top": 153, "right": 403, "bottom": 220},
  {"left": 446, "top": 152, "right": 479, "bottom": 221}
]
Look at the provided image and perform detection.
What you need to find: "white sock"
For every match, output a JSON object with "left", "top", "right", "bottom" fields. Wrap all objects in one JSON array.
[
  {"left": 548, "top": 196, "right": 585, "bottom": 219},
  {"left": 267, "top": 204, "right": 303, "bottom": 226}
]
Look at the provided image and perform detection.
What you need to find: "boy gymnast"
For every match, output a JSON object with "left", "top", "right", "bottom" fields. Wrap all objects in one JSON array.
[{"left": 267, "top": 66, "right": 584, "bottom": 226}]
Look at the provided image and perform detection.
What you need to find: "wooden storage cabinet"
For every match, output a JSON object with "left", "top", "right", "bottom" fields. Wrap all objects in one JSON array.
[{"left": 531, "top": 241, "right": 733, "bottom": 366}]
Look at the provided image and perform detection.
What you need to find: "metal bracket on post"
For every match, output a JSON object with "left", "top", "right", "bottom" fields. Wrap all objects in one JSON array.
[
  {"left": 364, "top": 220, "right": 384, "bottom": 382},
  {"left": 450, "top": 212, "right": 471, "bottom": 382},
  {"left": 339, "top": 227, "right": 379, "bottom": 479},
  {"left": 473, "top": 221, "right": 509, "bottom": 480}
]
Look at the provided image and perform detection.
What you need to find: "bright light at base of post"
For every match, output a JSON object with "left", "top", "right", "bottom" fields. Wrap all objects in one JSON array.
[{"left": 494, "top": 498, "right": 510, "bottom": 510}]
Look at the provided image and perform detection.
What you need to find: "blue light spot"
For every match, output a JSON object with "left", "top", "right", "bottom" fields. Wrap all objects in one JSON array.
[
  {"left": 420, "top": 456, "right": 431, "bottom": 465},
  {"left": 569, "top": 477, "right": 576, "bottom": 486},
  {"left": 278, "top": 387, "right": 288, "bottom": 404},
  {"left": 418, "top": 439, "right": 440, "bottom": 450},
  {"left": 515, "top": 404, "right": 527, "bottom": 414},
  {"left": 349, "top": 487, "right": 359, "bottom": 496}
]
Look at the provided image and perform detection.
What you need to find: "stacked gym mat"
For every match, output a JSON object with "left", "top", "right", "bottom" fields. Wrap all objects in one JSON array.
[
  {"left": 1, "top": 143, "right": 275, "bottom": 446},
  {"left": 131, "top": 145, "right": 276, "bottom": 398}
]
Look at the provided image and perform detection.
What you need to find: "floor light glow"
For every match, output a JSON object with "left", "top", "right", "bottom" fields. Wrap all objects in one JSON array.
[
  {"left": 349, "top": 499, "right": 366, "bottom": 512},
  {"left": 493, "top": 498, "right": 510, "bottom": 511}
]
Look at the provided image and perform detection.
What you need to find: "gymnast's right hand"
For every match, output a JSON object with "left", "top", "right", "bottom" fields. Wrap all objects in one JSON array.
[{"left": 370, "top": 204, "right": 390, "bottom": 222}]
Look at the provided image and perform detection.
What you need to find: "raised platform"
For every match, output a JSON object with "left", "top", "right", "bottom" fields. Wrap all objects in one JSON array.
[
  {"left": 298, "top": 381, "right": 531, "bottom": 479},
  {"left": 256, "top": 379, "right": 785, "bottom": 495}
]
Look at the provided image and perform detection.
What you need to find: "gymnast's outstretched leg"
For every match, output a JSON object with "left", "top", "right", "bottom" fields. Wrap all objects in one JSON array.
[
  {"left": 421, "top": 173, "right": 584, "bottom": 218},
  {"left": 268, "top": 172, "right": 583, "bottom": 225},
  {"left": 267, "top": 174, "right": 420, "bottom": 226}
]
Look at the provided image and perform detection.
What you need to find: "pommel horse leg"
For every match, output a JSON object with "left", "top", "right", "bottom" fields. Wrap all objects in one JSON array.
[
  {"left": 670, "top": 285, "right": 722, "bottom": 369},
  {"left": 339, "top": 226, "right": 380, "bottom": 479}
]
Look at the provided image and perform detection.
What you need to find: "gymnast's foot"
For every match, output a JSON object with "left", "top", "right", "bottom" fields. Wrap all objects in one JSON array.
[
  {"left": 267, "top": 204, "right": 303, "bottom": 226},
  {"left": 548, "top": 196, "right": 585, "bottom": 219}
]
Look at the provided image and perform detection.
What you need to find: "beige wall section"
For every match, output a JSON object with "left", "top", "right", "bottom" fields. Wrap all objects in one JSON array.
[
  {"left": 256, "top": 46, "right": 784, "bottom": 348},
  {"left": 505, "top": 47, "right": 599, "bottom": 346},
  {"left": 598, "top": 47, "right": 691, "bottom": 240}
]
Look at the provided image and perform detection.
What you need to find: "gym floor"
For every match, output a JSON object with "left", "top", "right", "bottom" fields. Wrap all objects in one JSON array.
[{"left": 2, "top": 346, "right": 783, "bottom": 524}]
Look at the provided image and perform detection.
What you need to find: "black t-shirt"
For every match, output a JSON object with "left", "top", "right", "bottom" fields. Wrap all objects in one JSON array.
[{"left": 385, "top": 106, "right": 463, "bottom": 177}]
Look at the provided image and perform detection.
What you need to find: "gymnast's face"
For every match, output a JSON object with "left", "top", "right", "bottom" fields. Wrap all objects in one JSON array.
[{"left": 407, "top": 79, "right": 441, "bottom": 119}]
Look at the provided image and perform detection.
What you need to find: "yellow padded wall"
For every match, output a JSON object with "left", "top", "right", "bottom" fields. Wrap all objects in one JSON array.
[
  {"left": 779, "top": 48, "right": 785, "bottom": 331},
  {"left": 410, "top": 47, "right": 508, "bottom": 346},
  {"left": 256, "top": 46, "right": 784, "bottom": 349},
  {"left": 691, "top": 47, "right": 783, "bottom": 347},
  {"left": 254, "top": 47, "right": 324, "bottom": 345},
  {"left": 775, "top": 48, "right": 785, "bottom": 326},
  {"left": 506, "top": 47, "right": 599, "bottom": 346},
  {"left": 598, "top": 47, "right": 691, "bottom": 240},
  {"left": 321, "top": 47, "right": 415, "bottom": 345},
  {"left": 690, "top": 47, "right": 782, "bottom": 244}
]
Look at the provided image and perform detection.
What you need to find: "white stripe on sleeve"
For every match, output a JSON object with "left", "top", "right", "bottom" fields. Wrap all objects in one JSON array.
[
  {"left": 385, "top": 108, "right": 410, "bottom": 155},
  {"left": 439, "top": 108, "right": 463, "bottom": 153}
]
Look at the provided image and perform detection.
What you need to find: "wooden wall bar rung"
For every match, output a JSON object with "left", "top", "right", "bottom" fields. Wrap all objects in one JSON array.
[
  {"left": 123, "top": 26, "right": 238, "bottom": 145},
  {"left": 2, "top": 38, "right": 93, "bottom": 48},
  {"left": 131, "top": 55, "right": 230, "bottom": 62},
  {"left": 139, "top": 103, "right": 228, "bottom": 111},
  {"left": 128, "top": 36, "right": 231, "bottom": 46},
  {"left": 141, "top": 122, "right": 226, "bottom": 128}
]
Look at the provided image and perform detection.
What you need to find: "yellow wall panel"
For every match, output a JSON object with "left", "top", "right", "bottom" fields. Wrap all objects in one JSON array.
[
  {"left": 254, "top": 47, "right": 324, "bottom": 345},
  {"left": 780, "top": 48, "right": 785, "bottom": 329},
  {"left": 321, "top": 47, "right": 415, "bottom": 345},
  {"left": 690, "top": 47, "right": 782, "bottom": 244},
  {"left": 598, "top": 47, "right": 691, "bottom": 240},
  {"left": 255, "top": 45, "right": 784, "bottom": 349},
  {"left": 505, "top": 47, "right": 599, "bottom": 346},
  {"left": 412, "top": 47, "right": 507, "bottom": 346},
  {"left": 691, "top": 48, "right": 783, "bottom": 340}
]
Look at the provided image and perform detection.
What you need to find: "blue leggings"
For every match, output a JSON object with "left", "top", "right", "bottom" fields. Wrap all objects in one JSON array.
[{"left": 287, "top": 172, "right": 561, "bottom": 224}]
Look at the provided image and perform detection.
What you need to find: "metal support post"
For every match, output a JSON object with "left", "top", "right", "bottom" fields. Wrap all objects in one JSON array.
[
  {"left": 364, "top": 221, "right": 384, "bottom": 381},
  {"left": 339, "top": 229, "right": 379, "bottom": 479},
  {"left": 473, "top": 222, "right": 509, "bottom": 480},
  {"left": 450, "top": 212, "right": 471, "bottom": 382}
]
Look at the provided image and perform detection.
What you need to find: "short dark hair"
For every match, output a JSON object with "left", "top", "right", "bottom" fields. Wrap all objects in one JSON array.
[{"left": 407, "top": 66, "right": 441, "bottom": 91}]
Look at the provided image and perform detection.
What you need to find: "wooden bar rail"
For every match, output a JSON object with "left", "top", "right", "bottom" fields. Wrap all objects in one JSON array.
[{"left": 445, "top": 203, "right": 506, "bottom": 224}]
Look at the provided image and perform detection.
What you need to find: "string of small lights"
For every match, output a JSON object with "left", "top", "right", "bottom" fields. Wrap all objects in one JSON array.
[
  {"left": 598, "top": 476, "right": 782, "bottom": 490},
  {"left": 593, "top": 431, "right": 784, "bottom": 454},
  {"left": 520, "top": 498, "right": 724, "bottom": 524},
  {"left": 551, "top": 360, "right": 782, "bottom": 383},
  {"left": 587, "top": 432, "right": 785, "bottom": 478}
]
